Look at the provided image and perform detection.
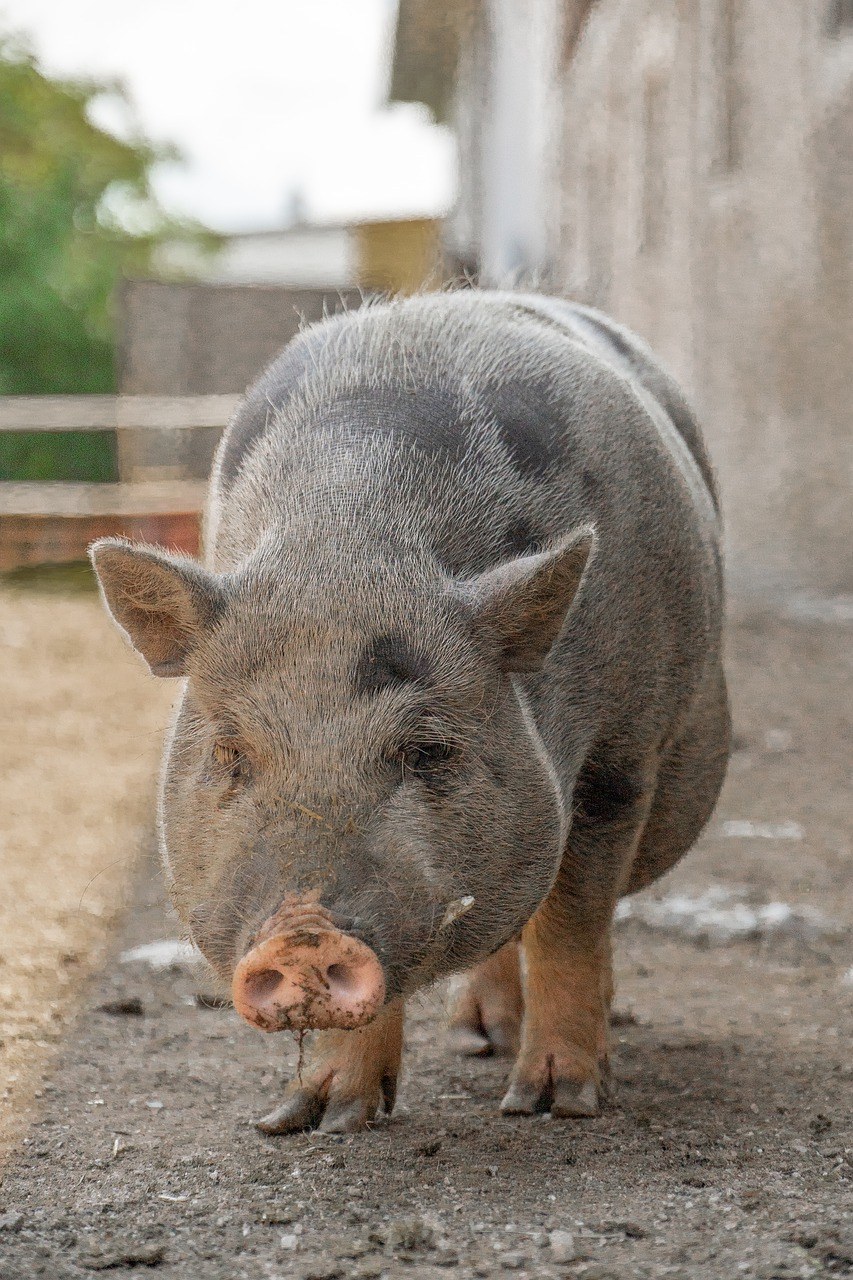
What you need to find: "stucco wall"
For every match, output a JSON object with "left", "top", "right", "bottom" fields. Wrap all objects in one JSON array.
[
  {"left": 452, "top": 0, "right": 853, "bottom": 597},
  {"left": 554, "top": 0, "right": 853, "bottom": 596}
]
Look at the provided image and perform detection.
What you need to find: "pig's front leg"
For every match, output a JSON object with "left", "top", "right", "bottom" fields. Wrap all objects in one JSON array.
[
  {"left": 501, "top": 918, "right": 612, "bottom": 1117},
  {"left": 448, "top": 938, "right": 523, "bottom": 1057},
  {"left": 255, "top": 1000, "right": 404, "bottom": 1135},
  {"left": 501, "top": 800, "right": 650, "bottom": 1118}
]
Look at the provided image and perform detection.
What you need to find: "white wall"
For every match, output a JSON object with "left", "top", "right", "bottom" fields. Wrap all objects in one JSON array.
[
  {"left": 202, "top": 226, "right": 358, "bottom": 288},
  {"left": 450, "top": 0, "right": 562, "bottom": 283}
]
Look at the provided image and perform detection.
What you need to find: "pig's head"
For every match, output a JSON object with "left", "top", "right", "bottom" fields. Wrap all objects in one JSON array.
[{"left": 90, "top": 528, "right": 593, "bottom": 1034}]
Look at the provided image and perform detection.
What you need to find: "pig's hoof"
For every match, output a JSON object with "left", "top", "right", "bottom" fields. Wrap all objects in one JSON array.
[
  {"left": 254, "top": 1003, "right": 404, "bottom": 1136},
  {"left": 255, "top": 1071, "right": 397, "bottom": 1136},
  {"left": 448, "top": 942, "right": 522, "bottom": 1058},
  {"left": 256, "top": 1089, "right": 325, "bottom": 1135},
  {"left": 500, "top": 1059, "right": 602, "bottom": 1118},
  {"left": 447, "top": 1019, "right": 517, "bottom": 1058}
]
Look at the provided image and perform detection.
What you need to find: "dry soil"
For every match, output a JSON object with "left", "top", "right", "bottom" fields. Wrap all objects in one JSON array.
[
  {"left": 0, "top": 569, "right": 175, "bottom": 1161},
  {"left": 0, "top": 584, "right": 850, "bottom": 1280}
]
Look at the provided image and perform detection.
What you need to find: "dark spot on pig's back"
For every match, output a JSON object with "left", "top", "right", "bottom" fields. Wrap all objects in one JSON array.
[
  {"left": 481, "top": 373, "right": 565, "bottom": 481},
  {"left": 354, "top": 633, "right": 434, "bottom": 697},
  {"left": 218, "top": 326, "right": 336, "bottom": 488},
  {"left": 321, "top": 383, "right": 471, "bottom": 463}
]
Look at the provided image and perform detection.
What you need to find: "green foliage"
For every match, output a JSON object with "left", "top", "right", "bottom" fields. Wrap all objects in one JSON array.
[{"left": 0, "top": 31, "right": 218, "bottom": 479}]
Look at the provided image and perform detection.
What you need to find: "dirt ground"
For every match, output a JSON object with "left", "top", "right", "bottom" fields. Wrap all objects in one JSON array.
[
  {"left": 0, "top": 580, "right": 850, "bottom": 1280},
  {"left": 0, "top": 569, "right": 176, "bottom": 1161}
]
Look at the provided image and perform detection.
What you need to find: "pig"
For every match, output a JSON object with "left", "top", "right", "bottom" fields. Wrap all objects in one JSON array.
[{"left": 91, "top": 290, "right": 730, "bottom": 1134}]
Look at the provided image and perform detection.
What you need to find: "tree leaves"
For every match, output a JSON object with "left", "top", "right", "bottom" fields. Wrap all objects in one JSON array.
[{"left": 0, "top": 31, "right": 218, "bottom": 478}]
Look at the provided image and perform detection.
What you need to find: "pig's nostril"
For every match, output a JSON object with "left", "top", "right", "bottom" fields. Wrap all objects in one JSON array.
[
  {"left": 326, "top": 961, "right": 355, "bottom": 992},
  {"left": 244, "top": 968, "right": 283, "bottom": 1004}
]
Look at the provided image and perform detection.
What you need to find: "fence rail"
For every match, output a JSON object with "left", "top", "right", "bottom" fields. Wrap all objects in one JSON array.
[
  {"left": 0, "top": 395, "right": 231, "bottom": 571},
  {"left": 0, "top": 393, "right": 241, "bottom": 432}
]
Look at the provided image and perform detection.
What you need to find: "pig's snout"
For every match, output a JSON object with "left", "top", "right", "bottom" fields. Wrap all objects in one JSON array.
[{"left": 232, "top": 911, "right": 385, "bottom": 1033}]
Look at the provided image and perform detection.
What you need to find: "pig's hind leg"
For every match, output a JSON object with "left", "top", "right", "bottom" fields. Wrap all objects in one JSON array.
[
  {"left": 255, "top": 1000, "right": 404, "bottom": 1135},
  {"left": 448, "top": 939, "right": 523, "bottom": 1057},
  {"left": 627, "top": 670, "right": 731, "bottom": 894},
  {"left": 501, "top": 757, "right": 656, "bottom": 1118}
]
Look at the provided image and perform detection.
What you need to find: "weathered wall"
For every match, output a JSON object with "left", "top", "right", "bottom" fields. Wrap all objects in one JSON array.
[
  {"left": 554, "top": 0, "right": 853, "bottom": 597},
  {"left": 453, "top": 0, "right": 853, "bottom": 597}
]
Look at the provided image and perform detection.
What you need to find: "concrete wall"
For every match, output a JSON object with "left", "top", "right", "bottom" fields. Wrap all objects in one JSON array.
[{"left": 452, "top": 0, "right": 853, "bottom": 597}]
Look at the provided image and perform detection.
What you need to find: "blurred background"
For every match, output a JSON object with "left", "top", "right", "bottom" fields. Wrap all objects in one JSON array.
[
  {"left": 0, "top": 0, "right": 851, "bottom": 1198},
  {"left": 0, "top": 0, "right": 850, "bottom": 595}
]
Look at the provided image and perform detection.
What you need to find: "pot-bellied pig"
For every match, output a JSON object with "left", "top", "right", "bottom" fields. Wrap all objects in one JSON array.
[{"left": 91, "top": 291, "right": 730, "bottom": 1134}]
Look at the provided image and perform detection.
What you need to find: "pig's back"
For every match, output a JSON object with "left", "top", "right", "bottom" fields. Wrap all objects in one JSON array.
[
  {"left": 506, "top": 294, "right": 719, "bottom": 513},
  {"left": 216, "top": 290, "right": 712, "bottom": 535},
  {"left": 213, "top": 289, "right": 719, "bottom": 578}
]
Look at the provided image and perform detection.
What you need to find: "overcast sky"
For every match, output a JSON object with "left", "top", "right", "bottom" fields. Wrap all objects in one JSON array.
[{"left": 1, "top": 0, "right": 455, "bottom": 231}]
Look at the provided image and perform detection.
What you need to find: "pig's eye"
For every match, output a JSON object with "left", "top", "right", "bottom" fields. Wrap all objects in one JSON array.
[
  {"left": 399, "top": 741, "right": 455, "bottom": 775},
  {"left": 212, "top": 740, "right": 249, "bottom": 782}
]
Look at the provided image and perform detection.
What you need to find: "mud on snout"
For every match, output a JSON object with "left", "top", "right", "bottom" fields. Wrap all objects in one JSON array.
[{"left": 227, "top": 895, "right": 387, "bottom": 1033}]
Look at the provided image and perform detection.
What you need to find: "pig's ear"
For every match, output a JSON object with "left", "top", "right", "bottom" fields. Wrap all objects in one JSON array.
[
  {"left": 89, "top": 539, "right": 222, "bottom": 677},
  {"left": 465, "top": 525, "right": 596, "bottom": 673}
]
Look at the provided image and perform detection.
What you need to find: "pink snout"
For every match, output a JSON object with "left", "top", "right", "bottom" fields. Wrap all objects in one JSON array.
[{"left": 232, "top": 923, "right": 386, "bottom": 1033}]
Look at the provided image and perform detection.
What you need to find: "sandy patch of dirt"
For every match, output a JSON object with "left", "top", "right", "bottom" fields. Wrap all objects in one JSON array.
[{"left": 0, "top": 572, "right": 175, "bottom": 1161}]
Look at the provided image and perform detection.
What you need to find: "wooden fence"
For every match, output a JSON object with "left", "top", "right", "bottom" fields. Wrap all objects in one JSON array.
[{"left": 0, "top": 395, "right": 239, "bottom": 571}]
